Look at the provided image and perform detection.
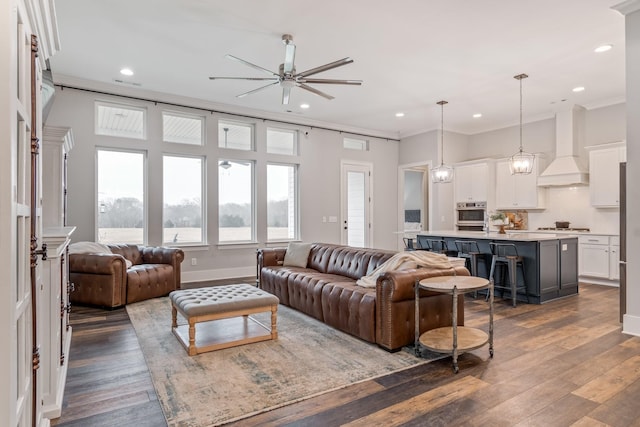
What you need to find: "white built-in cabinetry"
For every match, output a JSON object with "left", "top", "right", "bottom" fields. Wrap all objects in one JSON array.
[
  {"left": 40, "top": 126, "right": 75, "bottom": 419},
  {"left": 588, "top": 142, "right": 626, "bottom": 208},
  {"left": 578, "top": 234, "right": 619, "bottom": 285},
  {"left": 454, "top": 162, "right": 489, "bottom": 203},
  {"left": 495, "top": 155, "right": 547, "bottom": 209}
]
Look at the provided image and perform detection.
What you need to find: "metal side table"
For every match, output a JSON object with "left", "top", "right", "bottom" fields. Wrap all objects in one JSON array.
[{"left": 415, "top": 275, "right": 494, "bottom": 373}]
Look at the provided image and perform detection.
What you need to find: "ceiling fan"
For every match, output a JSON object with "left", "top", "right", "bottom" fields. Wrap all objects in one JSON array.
[{"left": 209, "top": 34, "right": 362, "bottom": 105}]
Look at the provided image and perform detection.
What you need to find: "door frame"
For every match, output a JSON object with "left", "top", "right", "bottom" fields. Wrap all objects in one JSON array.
[
  {"left": 398, "top": 160, "right": 434, "bottom": 250},
  {"left": 340, "top": 161, "right": 373, "bottom": 247}
]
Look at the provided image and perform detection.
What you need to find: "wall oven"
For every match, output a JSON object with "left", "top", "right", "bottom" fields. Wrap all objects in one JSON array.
[{"left": 456, "top": 201, "right": 486, "bottom": 231}]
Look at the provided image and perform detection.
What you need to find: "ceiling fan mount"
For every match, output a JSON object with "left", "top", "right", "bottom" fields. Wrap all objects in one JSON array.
[{"left": 209, "top": 34, "right": 362, "bottom": 105}]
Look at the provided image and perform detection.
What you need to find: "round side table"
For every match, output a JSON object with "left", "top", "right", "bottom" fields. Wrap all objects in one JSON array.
[{"left": 414, "top": 275, "right": 494, "bottom": 373}]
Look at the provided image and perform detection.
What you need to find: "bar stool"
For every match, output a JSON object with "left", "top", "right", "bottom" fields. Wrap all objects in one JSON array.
[
  {"left": 454, "top": 240, "right": 488, "bottom": 277},
  {"left": 415, "top": 235, "right": 430, "bottom": 251},
  {"left": 403, "top": 237, "right": 416, "bottom": 251},
  {"left": 489, "top": 242, "right": 528, "bottom": 307}
]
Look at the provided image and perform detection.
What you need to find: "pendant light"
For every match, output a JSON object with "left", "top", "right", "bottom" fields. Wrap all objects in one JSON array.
[
  {"left": 509, "top": 73, "right": 535, "bottom": 175},
  {"left": 431, "top": 100, "right": 454, "bottom": 183},
  {"left": 219, "top": 127, "right": 232, "bottom": 169}
]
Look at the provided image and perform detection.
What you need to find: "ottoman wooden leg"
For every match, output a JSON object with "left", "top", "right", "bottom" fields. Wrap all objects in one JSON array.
[
  {"left": 271, "top": 304, "right": 278, "bottom": 340},
  {"left": 188, "top": 319, "right": 196, "bottom": 356},
  {"left": 171, "top": 305, "right": 177, "bottom": 329}
]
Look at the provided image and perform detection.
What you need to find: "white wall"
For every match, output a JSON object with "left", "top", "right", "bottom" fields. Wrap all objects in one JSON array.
[{"left": 46, "top": 88, "right": 400, "bottom": 281}]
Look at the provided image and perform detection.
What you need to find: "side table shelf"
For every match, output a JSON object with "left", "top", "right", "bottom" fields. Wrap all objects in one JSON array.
[{"left": 415, "top": 275, "right": 494, "bottom": 373}]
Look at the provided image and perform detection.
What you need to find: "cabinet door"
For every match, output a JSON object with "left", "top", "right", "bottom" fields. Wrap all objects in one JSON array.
[
  {"left": 515, "top": 168, "right": 541, "bottom": 208},
  {"left": 495, "top": 161, "right": 514, "bottom": 208},
  {"left": 609, "top": 245, "right": 620, "bottom": 280},
  {"left": 455, "top": 163, "right": 488, "bottom": 202},
  {"left": 579, "top": 244, "right": 610, "bottom": 278},
  {"left": 590, "top": 148, "right": 621, "bottom": 207}
]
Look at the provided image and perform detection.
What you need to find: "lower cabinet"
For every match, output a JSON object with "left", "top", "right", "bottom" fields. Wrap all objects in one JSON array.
[
  {"left": 578, "top": 235, "right": 619, "bottom": 285},
  {"left": 41, "top": 226, "right": 75, "bottom": 419}
]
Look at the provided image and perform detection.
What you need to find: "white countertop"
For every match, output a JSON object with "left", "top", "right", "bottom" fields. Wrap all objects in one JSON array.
[{"left": 416, "top": 230, "right": 578, "bottom": 241}]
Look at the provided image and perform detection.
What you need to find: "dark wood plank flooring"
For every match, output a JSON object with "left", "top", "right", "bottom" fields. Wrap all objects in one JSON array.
[{"left": 53, "top": 283, "right": 640, "bottom": 427}]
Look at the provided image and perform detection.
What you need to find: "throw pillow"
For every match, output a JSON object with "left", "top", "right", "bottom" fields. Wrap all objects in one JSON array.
[{"left": 283, "top": 242, "right": 312, "bottom": 268}]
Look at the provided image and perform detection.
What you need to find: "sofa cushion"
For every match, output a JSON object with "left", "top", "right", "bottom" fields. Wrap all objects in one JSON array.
[
  {"left": 283, "top": 242, "right": 312, "bottom": 267},
  {"left": 126, "top": 263, "right": 174, "bottom": 304},
  {"left": 321, "top": 281, "right": 376, "bottom": 343}
]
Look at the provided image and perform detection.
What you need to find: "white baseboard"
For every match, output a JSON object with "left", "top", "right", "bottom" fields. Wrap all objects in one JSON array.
[
  {"left": 623, "top": 313, "right": 640, "bottom": 337},
  {"left": 579, "top": 276, "right": 619, "bottom": 287},
  {"left": 182, "top": 266, "right": 256, "bottom": 284}
]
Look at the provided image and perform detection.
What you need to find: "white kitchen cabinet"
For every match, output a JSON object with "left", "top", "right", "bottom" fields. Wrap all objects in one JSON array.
[
  {"left": 455, "top": 162, "right": 489, "bottom": 203},
  {"left": 495, "top": 155, "right": 546, "bottom": 209},
  {"left": 578, "top": 234, "right": 619, "bottom": 285},
  {"left": 588, "top": 143, "right": 626, "bottom": 208}
]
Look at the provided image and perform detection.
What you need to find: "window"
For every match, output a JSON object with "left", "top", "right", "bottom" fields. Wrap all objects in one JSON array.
[
  {"left": 267, "top": 127, "right": 298, "bottom": 155},
  {"left": 343, "top": 137, "right": 369, "bottom": 151},
  {"left": 218, "top": 121, "right": 253, "bottom": 151},
  {"left": 163, "top": 111, "right": 204, "bottom": 145},
  {"left": 219, "top": 160, "right": 254, "bottom": 242},
  {"left": 95, "top": 101, "right": 146, "bottom": 139},
  {"left": 97, "top": 149, "right": 145, "bottom": 244},
  {"left": 163, "top": 155, "right": 204, "bottom": 244},
  {"left": 267, "top": 164, "right": 298, "bottom": 240}
]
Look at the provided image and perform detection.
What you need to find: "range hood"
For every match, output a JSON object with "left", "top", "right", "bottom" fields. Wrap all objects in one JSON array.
[{"left": 537, "top": 104, "right": 589, "bottom": 187}]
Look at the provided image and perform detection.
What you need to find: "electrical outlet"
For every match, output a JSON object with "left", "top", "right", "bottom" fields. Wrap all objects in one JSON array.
[{"left": 191, "top": 258, "right": 197, "bottom": 266}]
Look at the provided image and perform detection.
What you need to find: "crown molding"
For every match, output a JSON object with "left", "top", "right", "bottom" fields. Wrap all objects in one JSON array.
[{"left": 612, "top": 0, "right": 640, "bottom": 15}]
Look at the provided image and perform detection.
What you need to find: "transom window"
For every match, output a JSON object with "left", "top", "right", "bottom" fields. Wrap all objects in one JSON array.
[
  {"left": 267, "top": 127, "right": 298, "bottom": 155},
  {"left": 95, "top": 101, "right": 146, "bottom": 139},
  {"left": 163, "top": 111, "right": 204, "bottom": 145},
  {"left": 343, "top": 137, "right": 369, "bottom": 151},
  {"left": 218, "top": 121, "right": 253, "bottom": 151}
]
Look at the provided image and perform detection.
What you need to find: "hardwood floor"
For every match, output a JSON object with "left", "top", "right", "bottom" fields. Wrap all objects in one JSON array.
[{"left": 53, "top": 283, "right": 640, "bottom": 427}]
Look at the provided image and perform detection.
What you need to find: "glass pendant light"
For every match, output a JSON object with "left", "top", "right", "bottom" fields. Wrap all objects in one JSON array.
[
  {"left": 431, "top": 100, "right": 454, "bottom": 183},
  {"left": 219, "top": 127, "right": 232, "bottom": 169},
  {"left": 509, "top": 73, "right": 535, "bottom": 175}
]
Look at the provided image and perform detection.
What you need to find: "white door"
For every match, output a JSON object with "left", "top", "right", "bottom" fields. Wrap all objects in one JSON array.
[{"left": 341, "top": 163, "right": 372, "bottom": 247}]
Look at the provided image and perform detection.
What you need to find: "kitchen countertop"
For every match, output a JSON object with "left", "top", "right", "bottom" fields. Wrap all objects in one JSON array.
[{"left": 416, "top": 230, "right": 577, "bottom": 241}]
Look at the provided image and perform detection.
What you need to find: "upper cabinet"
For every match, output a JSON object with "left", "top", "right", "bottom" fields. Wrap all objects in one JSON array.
[
  {"left": 495, "top": 155, "right": 547, "bottom": 210},
  {"left": 588, "top": 143, "right": 626, "bottom": 208},
  {"left": 454, "top": 162, "right": 489, "bottom": 203}
]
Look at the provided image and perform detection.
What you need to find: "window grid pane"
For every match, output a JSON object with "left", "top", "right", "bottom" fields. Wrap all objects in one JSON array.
[
  {"left": 219, "top": 160, "right": 254, "bottom": 242},
  {"left": 163, "top": 112, "right": 204, "bottom": 145},
  {"left": 163, "top": 156, "right": 204, "bottom": 244},
  {"left": 96, "top": 102, "right": 145, "bottom": 139},
  {"left": 267, "top": 128, "right": 297, "bottom": 155},
  {"left": 267, "top": 164, "right": 298, "bottom": 240},
  {"left": 219, "top": 121, "right": 253, "bottom": 151},
  {"left": 97, "top": 150, "right": 145, "bottom": 244},
  {"left": 343, "top": 137, "right": 368, "bottom": 151}
]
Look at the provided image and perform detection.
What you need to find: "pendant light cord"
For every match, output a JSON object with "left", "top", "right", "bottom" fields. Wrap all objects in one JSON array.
[
  {"left": 437, "top": 100, "right": 448, "bottom": 167},
  {"left": 519, "top": 76, "right": 523, "bottom": 154}
]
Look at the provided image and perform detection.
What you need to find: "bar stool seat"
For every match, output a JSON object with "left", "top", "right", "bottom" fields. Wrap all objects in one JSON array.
[{"left": 489, "top": 242, "right": 528, "bottom": 307}]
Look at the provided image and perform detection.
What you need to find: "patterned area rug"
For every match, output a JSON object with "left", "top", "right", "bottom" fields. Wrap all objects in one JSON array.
[{"left": 126, "top": 296, "right": 432, "bottom": 426}]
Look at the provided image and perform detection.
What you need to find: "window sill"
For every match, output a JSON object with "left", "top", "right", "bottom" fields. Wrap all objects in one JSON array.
[
  {"left": 165, "top": 244, "right": 209, "bottom": 252},
  {"left": 217, "top": 241, "right": 260, "bottom": 250}
]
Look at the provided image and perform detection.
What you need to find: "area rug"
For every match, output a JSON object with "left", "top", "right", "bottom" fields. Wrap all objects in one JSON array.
[{"left": 126, "top": 296, "right": 433, "bottom": 426}]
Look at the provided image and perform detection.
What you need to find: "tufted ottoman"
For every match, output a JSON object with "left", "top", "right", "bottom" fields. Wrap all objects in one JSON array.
[{"left": 169, "top": 284, "right": 279, "bottom": 356}]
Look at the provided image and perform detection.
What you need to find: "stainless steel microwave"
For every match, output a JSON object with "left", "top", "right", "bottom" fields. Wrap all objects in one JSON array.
[{"left": 456, "top": 201, "right": 486, "bottom": 225}]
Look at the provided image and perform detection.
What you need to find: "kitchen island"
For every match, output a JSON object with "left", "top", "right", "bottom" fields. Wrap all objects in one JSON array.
[{"left": 416, "top": 231, "right": 578, "bottom": 304}]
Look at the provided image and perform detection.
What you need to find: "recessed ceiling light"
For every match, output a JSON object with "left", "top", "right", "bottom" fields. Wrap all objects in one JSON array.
[
  {"left": 395, "top": 112, "right": 405, "bottom": 117},
  {"left": 120, "top": 68, "right": 134, "bottom": 76},
  {"left": 594, "top": 44, "right": 613, "bottom": 53},
  {"left": 572, "top": 86, "right": 585, "bottom": 92},
  {"left": 473, "top": 113, "right": 482, "bottom": 118},
  {"left": 300, "top": 103, "right": 310, "bottom": 109}
]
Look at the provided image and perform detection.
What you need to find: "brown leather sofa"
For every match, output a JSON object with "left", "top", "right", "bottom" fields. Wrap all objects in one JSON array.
[
  {"left": 257, "top": 243, "right": 469, "bottom": 352},
  {"left": 69, "top": 244, "right": 184, "bottom": 308}
]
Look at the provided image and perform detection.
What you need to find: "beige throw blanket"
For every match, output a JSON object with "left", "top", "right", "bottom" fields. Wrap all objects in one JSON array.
[{"left": 356, "top": 251, "right": 454, "bottom": 288}]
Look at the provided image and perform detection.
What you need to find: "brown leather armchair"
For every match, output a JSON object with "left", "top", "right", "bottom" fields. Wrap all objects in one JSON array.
[{"left": 69, "top": 244, "right": 184, "bottom": 308}]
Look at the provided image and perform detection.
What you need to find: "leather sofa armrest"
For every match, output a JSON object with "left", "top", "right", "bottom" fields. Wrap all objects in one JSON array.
[
  {"left": 377, "top": 266, "right": 469, "bottom": 302},
  {"left": 140, "top": 246, "right": 185, "bottom": 266},
  {"left": 69, "top": 253, "right": 128, "bottom": 276},
  {"left": 256, "top": 248, "right": 287, "bottom": 286}
]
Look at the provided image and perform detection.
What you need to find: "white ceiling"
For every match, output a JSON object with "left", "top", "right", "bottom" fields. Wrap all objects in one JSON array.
[{"left": 50, "top": 0, "right": 626, "bottom": 139}]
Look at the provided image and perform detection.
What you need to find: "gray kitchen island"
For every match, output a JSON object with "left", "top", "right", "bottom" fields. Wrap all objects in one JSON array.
[{"left": 415, "top": 231, "right": 578, "bottom": 304}]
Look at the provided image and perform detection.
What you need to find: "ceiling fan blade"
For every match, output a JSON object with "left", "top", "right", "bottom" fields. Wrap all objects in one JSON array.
[
  {"left": 297, "top": 57, "right": 354, "bottom": 78},
  {"left": 225, "top": 54, "right": 279, "bottom": 77},
  {"left": 209, "top": 76, "right": 279, "bottom": 81},
  {"left": 298, "top": 78, "right": 362, "bottom": 85},
  {"left": 297, "top": 83, "right": 334, "bottom": 100},
  {"left": 282, "top": 86, "right": 291, "bottom": 105},
  {"left": 236, "top": 81, "right": 280, "bottom": 98},
  {"left": 283, "top": 40, "right": 296, "bottom": 74}
]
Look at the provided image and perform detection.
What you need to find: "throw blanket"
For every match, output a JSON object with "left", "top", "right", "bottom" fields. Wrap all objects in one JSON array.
[
  {"left": 356, "top": 251, "right": 454, "bottom": 288},
  {"left": 69, "top": 241, "right": 112, "bottom": 255}
]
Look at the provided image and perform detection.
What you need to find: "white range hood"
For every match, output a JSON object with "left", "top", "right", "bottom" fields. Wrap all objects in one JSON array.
[{"left": 538, "top": 104, "right": 589, "bottom": 187}]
